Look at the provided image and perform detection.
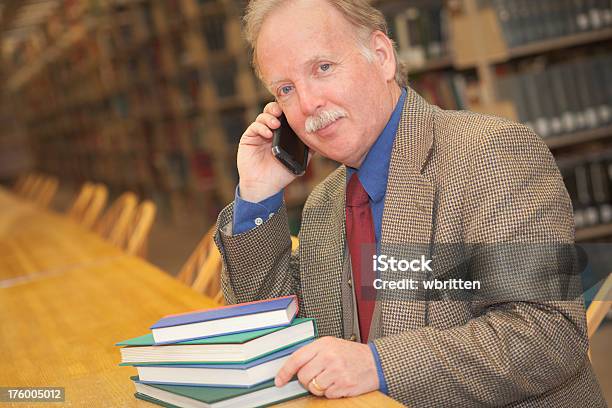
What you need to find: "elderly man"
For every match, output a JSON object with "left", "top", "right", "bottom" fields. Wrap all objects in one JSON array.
[{"left": 214, "top": 0, "right": 606, "bottom": 406}]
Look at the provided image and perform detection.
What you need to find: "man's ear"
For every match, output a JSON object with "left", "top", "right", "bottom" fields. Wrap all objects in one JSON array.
[{"left": 370, "top": 30, "right": 397, "bottom": 82}]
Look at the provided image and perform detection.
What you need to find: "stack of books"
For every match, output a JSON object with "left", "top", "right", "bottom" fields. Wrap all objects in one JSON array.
[{"left": 116, "top": 295, "right": 317, "bottom": 407}]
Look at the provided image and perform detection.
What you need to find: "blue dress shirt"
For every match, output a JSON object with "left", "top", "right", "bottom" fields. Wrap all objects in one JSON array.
[{"left": 232, "top": 88, "right": 407, "bottom": 394}]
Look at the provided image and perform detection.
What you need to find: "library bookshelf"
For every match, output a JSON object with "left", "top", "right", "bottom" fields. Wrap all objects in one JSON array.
[{"left": 1, "top": 0, "right": 611, "bottom": 236}]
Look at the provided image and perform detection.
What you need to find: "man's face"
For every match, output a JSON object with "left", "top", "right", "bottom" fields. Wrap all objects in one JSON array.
[{"left": 256, "top": 0, "right": 397, "bottom": 168}]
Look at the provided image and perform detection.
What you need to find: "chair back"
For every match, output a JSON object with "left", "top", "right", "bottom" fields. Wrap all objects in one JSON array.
[
  {"left": 125, "top": 200, "right": 157, "bottom": 257},
  {"left": 13, "top": 174, "right": 29, "bottom": 194},
  {"left": 94, "top": 192, "right": 138, "bottom": 246},
  {"left": 586, "top": 272, "right": 612, "bottom": 339},
  {"left": 177, "top": 230, "right": 300, "bottom": 306},
  {"left": 28, "top": 175, "right": 46, "bottom": 199},
  {"left": 33, "top": 176, "right": 58, "bottom": 208},
  {"left": 291, "top": 235, "right": 299, "bottom": 251},
  {"left": 19, "top": 173, "right": 38, "bottom": 198},
  {"left": 67, "top": 182, "right": 95, "bottom": 221},
  {"left": 177, "top": 226, "right": 222, "bottom": 300},
  {"left": 81, "top": 184, "right": 108, "bottom": 229}
]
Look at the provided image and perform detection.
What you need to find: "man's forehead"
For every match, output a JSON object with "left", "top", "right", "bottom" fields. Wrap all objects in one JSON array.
[{"left": 255, "top": 0, "right": 357, "bottom": 83}]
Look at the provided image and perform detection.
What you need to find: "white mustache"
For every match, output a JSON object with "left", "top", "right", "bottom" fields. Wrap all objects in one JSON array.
[{"left": 305, "top": 109, "right": 347, "bottom": 133}]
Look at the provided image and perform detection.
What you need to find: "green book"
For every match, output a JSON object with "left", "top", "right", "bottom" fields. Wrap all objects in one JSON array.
[
  {"left": 132, "top": 376, "right": 309, "bottom": 408},
  {"left": 117, "top": 318, "right": 316, "bottom": 365}
]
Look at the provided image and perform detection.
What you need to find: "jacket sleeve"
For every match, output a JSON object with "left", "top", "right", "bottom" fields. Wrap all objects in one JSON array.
[
  {"left": 371, "top": 123, "right": 592, "bottom": 406},
  {"left": 214, "top": 202, "right": 301, "bottom": 306}
]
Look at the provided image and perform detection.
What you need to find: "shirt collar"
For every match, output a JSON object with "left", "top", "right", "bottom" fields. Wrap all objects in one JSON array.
[{"left": 347, "top": 88, "right": 407, "bottom": 203}]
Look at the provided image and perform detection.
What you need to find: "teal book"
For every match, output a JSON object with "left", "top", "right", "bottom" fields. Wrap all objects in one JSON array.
[
  {"left": 117, "top": 318, "right": 316, "bottom": 365},
  {"left": 132, "top": 376, "right": 308, "bottom": 408}
]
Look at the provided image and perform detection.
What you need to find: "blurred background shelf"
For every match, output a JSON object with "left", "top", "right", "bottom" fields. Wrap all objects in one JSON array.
[
  {"left": 0, "top": 0, "right": 611, "bottom": 237},
  {"left": 546, "top": 126, "right": 612, "bottom": 150},
  {"left": 576, "top": 223, "right": 612, "bottom": 242},
  {"left": 506, "top": 27, "right": 612, "bottom": 61}
]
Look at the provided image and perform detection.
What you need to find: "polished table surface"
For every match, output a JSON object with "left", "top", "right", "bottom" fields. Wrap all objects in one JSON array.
[
  {"left": 0, "top": 189, "right": 124, "bottom": 286},
  {"left": 0, "top": 188, "right": 403, "bottom": 407}
]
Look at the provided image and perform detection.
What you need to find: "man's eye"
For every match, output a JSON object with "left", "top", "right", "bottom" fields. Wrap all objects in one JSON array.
[
  {"left": 279, "top": 85, "right": 293, "bottom": 95},
  {"left": 319, "top": 63, "right": 331, "bottom": 72}
]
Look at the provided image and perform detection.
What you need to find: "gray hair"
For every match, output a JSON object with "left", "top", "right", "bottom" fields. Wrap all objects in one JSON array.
[{"left": 243, "top": 0, "right": 407, "bottom": 88}]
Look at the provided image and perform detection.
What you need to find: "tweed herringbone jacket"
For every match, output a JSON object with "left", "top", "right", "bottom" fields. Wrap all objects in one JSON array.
[{"left": 215, "top": 87, "right": 606, "bottom": 407}]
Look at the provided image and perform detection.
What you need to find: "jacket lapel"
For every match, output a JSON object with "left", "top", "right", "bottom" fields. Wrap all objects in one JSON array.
[
  {"left": 376, "top": 87, "right": 436, "bottom": 334},
  {"left": 299, "top": 167, "right": 347, "bottom": 338}
]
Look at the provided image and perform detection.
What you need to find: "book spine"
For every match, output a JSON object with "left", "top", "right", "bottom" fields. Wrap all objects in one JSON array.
[
  {"left": 590, "top": 161, "right": 612, "bottom": 224},
  {"left": 408, "top": 7, "right": 426, "bottom": 67},
  {"left": 575, "top": 162, "right": 599, "bottom": 227},
  {"left": 574, "top": 0, "right": 592, "bottom": 31},
  {"left": 548, "top": 65, "right": 574, "bottom": 134},
  {"left": 520, "top": 71, "right": 545, "bottom": 135},
  {"left": 490, "top": 0, "right": 512, "bottom": 47}
]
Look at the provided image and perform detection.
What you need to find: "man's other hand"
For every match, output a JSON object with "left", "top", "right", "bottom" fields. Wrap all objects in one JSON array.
[{"left": 275, "top": 336, "right": 380, "bottom": 398}]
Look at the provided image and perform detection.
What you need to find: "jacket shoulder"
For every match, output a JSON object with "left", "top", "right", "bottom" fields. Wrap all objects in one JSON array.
[
  {"left": 303, "top": 164, "right": 345, "bottom": 209},
  {"left": 433, "top": 107, "right": 545, "bottom": 149}
]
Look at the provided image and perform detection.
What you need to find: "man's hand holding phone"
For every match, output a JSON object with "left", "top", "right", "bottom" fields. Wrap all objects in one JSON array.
[{"left": 237, "top": 102, "right": 307, "bottom": 203}]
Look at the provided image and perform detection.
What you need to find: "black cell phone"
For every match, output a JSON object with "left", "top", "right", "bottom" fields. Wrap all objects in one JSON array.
[{"left": 271, "top": 113, "right": 309, "bottom": 176}]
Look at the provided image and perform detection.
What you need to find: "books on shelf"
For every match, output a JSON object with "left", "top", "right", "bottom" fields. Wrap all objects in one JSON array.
[
  {"left": 118, "top": 317, "right": 315, "bottom": 364},
  {"left": 559, "top": 152, "right": 612, "bottom": 229},
  {"left": 486, "top": 0, "right": 612, "bottom": 48},
  {"left": 150, "top": 295, "right": 299, "bottom": 344},
  {"left": 496, "top": 53, "right": 612, "bottom": 139},
  {"left": 132, "top": 340, "right": 312, "bottom": 388},
  {"left": 384, "top": 1, "right": 450, "bottom": 70},
  {"left": 410, "top": 71, "right": 468, "bottom": 111},
  {"left": 133, "top": 377, "right": 308, "bottom": 408}
]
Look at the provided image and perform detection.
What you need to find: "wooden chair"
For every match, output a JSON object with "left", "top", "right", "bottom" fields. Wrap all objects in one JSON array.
[
  {"left": 178, "top": 230, "right": 300, "bottom": 306},
  {"left": 16, "top": 173, "right": 34, "bottom": 197},
  {"left": 94, "top": 192, "right": 138, "bottom": 247},
  {"left": 125, "top": 200, "right": 157, "bottom": 258},
  {"left": 177, "top": 226, "right": 223, "bottom": 302},
  {"left": 32, "top": 176, "right": 58, "bottom": 208},
  {"left": 291, "top": 235, "right": 300, "bottom": 251},
  {"left": 587, "top": 272, "right": 612, "bottom": 339},
  {"left": 12, "top": 173, "right": 29, "bottom": 195},
  {"left": 20, "top": 173, "right": 43, "bottom": 199},
  {"left": 67, "top": 182, "right": 95, "bottom": 222},
  {"left": 80, "top": 184, "right": 109, "bottom": 229}
]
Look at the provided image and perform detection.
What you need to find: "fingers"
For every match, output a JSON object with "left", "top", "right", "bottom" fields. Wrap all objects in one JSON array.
[
  {"left": 296, "top": 355, "right": 327, "bottom": 396},
  {"left": 256, "top": 112, "right": 281, "bottom": 130},
  {"left": 242, "top": 122, "right": 273, "bottom": 142},
  {"left": 263, "top": 101, "right": 282, "bottom": 117},
  {"left": 322, "top": 383, "right": 348, "bottom": 399},
  {"left": 297, "top": 352, "right": 338, "bottom": 397},
  {"left": 275, "top": 340, "right": 321, "bottom": 387},
  {"left": 307, "top": 376, "right": 327, "bottom": 397},
  {"left": 276, "top": 338, "right": 376, "bottom": 400},
  {"left": 240, "top": 105, "right": 282, "bottom": 145}
]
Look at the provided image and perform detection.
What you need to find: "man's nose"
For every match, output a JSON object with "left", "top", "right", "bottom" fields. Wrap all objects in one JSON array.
[{"left": 296, "top": 83, "right": 324, "bottom": 116}]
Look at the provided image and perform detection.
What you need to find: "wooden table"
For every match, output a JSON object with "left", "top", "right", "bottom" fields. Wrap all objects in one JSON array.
[
  {"left": 0, "top": 189, "right": 403, "bottom": 407},
  {"left": 0, "top": 189, "right": 124, "bottom": 286}
]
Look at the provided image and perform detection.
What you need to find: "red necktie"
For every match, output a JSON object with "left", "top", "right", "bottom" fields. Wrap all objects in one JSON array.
[{"left": 345, "top": 173, "right": 376, "bottom": 343}]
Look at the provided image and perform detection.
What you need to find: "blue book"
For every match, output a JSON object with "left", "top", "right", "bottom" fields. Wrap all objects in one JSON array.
[
  {"left": 133, "top": 340, "right": 313, "bottom": 388},
  {"left": 150, "top": 296, "right": 298, "bottom": 344}
]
